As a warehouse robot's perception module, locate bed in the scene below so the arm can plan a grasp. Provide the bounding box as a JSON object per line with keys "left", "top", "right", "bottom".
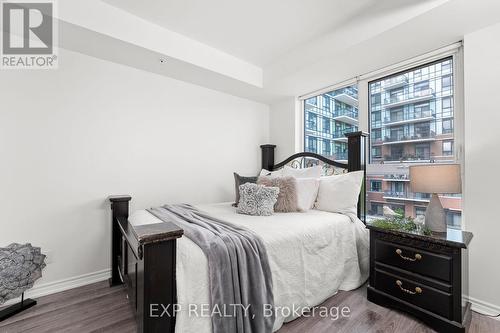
{"left": 108, "top": 131, "right": 368, "bottom": 333}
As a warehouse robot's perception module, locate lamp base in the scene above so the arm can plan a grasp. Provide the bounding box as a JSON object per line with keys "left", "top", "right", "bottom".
{"left": 425, "top": 193, "right": 447, "bottom": 233}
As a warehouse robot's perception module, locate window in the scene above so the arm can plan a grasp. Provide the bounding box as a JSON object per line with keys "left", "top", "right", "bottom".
{"left": 443, "top": 140, "right": 453, "bottom": 156}
{"left": 414, "top": 122, "right": 431, "bottom": 138}
{"left": 304, "top": 84, "right": 358, "bottom": 156}
{"left": 390, "top": 108, "right": 404, "bottom": 122}
{"left": 371, "top": 111, "right": 381, "bottom": 129}
{"left": 390, "top": 127, "right": 404, "bottom": 142}
{"left": 442, "top": 59, "right": 452, "bottom": 72}
{"left": 322, "top": 139, "right": 331, "bottom": 156}
{"left": 415, "top": 102, "right": 431, "bottom": 118}
{"left": 370, "top": 180, "right": 382, "bottom": 192}
{"left": 372, "top": 128, "right": 381, "bottom": 140}
{"left": 442, "top": 75, "right": 452, "bottom": 89}
{"left": 442, "top": 97, "right": 453, "bottom": 118}
{"left": 415, "top": 143, "right": 431, "bottom": 160}
{"left": 306, "top": 112, "right": 317, "bottom": 130}
{"left": 370, "top": 203, "right": 383, "bottom": 216}
{"left": 323, "top": 117, "right": 331, "bottom": 134}
{"left": 414, "top": 81, "right": 429, "bottom": 92}
{"left": 446, "top": 211, "right": 461, "bottom": 229}
{"left": 442, "top": 119, "right": 453, "bottom": 134}
{"left": 391, "top": 182, "right": 405, "bottom": 194}
{"left": 415, "top": 206, "right": 426, "bottom": 217}
{"left": 367, "top": 57, "right": 461, "bottom": 226}
{"left": 322, "top": 96, "right": 331, "bottom": 111}
{"left": 390, "top": 145, "right": 404, "bottom": 160}
{"left": 306, "top": 137, "right": 317, "bottom": 153}
{"left": 306, "top": 97, "right": 317, "bottom": 105}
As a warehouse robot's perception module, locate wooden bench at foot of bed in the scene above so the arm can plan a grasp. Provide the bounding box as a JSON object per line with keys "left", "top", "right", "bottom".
{"left": 109, "top": 195, "right": 183, "bottom": 333}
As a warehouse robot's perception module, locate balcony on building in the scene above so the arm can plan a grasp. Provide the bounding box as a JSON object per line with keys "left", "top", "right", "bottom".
{"left": 383, "top": 156, "right": 432, "bottom": 164}
{"left": 331, "top": 129, "right": 350, "bottom": 142}
{"left": 381, "top": 75, "right": 409, "bottom": 90}
{"left": 333, "top": 151, "right": 348, "bottom": 161}
{"left": 327, "top": 87, "right": 359, "bottom": 107}
{"left": 371, "top": 120, "right": 382, "bottom": 129}
{"left": 383, "top": 88, "right": 434, "bottom": 109}
{"left": 383, "top": 191, "right": 431, "bottom": 203}
{"left": 332, "top": 107, "right": 359, "bottom": 126}
{"left": 383, "top": 174, "right": 410, "bottom": 182}
{"left": 304, "top": 104, "right": 332, "bottom": 117}
{"left": 371, "top": 137, "right": 384, "bottom": 146}
{"left": 305, "top": 128, "right": 334, "bottom": 140}
{"left": 384, "top": 110, "right": 434, "bottom": 127}
{"left": 382, "top": 130, "right": 436, "bottom": 145}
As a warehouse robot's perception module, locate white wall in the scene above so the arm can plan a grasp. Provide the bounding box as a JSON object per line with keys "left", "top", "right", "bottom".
{"left": 0, "top": 48, "right": 269, "bottom": 290}
{"left": 269, "top": 98, "right": 300, "bottom": 162}
{"left": 463, "top": 22, "right": 500, "bottom": 314}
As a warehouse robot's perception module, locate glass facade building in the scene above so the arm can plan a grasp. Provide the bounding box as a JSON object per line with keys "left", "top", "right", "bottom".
{"left": 367, "top": 57, "right": 462, "bottom": 227}
{"left": 304, "top": 85, "right": 359, "bottom": 160}
{"left": 303, "top": 57, "right": 462, "bottom": 228}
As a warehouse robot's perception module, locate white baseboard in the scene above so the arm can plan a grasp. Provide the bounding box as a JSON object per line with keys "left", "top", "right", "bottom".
{"left": 3, "top": 270, "right": 500, "bottom": 322}
{"left": 466, "top": 296, "right": 500, "bottom": 320}
{"left": 2, "top": 269, "right": 110, "bottom": 307}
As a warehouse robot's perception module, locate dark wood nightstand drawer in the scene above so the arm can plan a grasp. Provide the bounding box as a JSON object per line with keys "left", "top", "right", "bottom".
{"left": 374, "top": 239, "right": 452, "bottom": 282}
{"left": 374, "top": 268, "right": 453, "bottom": 319}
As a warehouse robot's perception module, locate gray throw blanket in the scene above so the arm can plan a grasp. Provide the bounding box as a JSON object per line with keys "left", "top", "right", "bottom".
{"left": 148, "top": 204, "right": 275, "bottom": 333}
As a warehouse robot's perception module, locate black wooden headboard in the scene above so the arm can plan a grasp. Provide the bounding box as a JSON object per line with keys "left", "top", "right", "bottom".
{"left": 260, "top": 131, "right": 368, "bottom": 223}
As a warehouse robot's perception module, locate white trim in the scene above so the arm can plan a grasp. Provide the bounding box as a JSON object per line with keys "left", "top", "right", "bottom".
{"left": 298, "top": 42, "right": 462, "bottom": 101}
{"left": 299, "top": 78, "right": 358, "bottom": 101}
{"left": 465, "top": 296, "right": 500, "bottom": 320}
{"left": 295, "top": 98, "right": 305, "bottom": 152}
{"left": 359, "top": 42, "right": 462, "bottom": 82}
{"left": 2, "top": 269, "right": 110, "bottom": 306}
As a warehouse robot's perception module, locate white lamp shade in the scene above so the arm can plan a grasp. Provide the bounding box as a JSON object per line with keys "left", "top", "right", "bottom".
{"left": 409, "top": 164, "right": 461, "bottom": 194}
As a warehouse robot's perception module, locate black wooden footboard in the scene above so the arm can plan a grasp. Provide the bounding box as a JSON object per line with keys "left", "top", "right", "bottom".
{"left": 109, "top": 196, "right": 183, "bottom": 333}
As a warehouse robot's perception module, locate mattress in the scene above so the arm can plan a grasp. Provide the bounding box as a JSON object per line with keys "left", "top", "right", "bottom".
{"left": 129, "top": 203, "right": 369, "bottom": 333}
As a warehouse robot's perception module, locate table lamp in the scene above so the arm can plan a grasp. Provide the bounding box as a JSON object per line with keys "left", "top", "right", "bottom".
{"left": 409, "top": 164, "right": 461, "bottom": 233}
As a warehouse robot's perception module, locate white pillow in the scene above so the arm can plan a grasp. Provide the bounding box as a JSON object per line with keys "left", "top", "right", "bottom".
{"left": 295, "top": 178, "right": 320, "bottom": 211}
{"left": 260, "top": 168, "right": 283, "bottom": 178}
{"left": 315, "top": 171, "right": 364, "bottom": 215}
{"left": 283, "top": 165, "right": 322, "bottom": 178}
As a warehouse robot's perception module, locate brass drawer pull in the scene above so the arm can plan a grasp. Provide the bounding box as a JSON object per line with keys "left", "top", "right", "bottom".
{"left": 395, "top": 248, "right": 422, "bottom": 261}
{"left": 396, "top": 280, "right": 423, "bottom": 295}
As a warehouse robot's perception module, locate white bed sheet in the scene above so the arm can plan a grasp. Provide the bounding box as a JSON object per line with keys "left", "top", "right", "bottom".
{"left": 129, "top": 203, "right": 369, "bottom": 333}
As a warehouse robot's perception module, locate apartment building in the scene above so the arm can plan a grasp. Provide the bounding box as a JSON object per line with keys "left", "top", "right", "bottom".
{"left": 303, "top": 58, "right": 462, "bottom": 227}
{"left": 304, "top": 86, "right": 359, "bottom": 160}
{"left": 367, "top": 58, "right": 462, "bottom": 227}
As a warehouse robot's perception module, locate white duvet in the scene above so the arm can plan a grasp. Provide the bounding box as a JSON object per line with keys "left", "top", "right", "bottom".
{"left": 129, "top": 203, "right": 369, "bottom": 333}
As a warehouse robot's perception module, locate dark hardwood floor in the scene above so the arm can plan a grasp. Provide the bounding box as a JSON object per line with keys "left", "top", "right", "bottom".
{"left": 1, "top": 281, "right": 499, "bottom": 332}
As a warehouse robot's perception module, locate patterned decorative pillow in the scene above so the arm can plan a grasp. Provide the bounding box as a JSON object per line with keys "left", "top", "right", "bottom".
{"left": 233, "top": 173, "right": 258, "bottom": 206}
{"left": 237, "top": 183, "right": 279, "bottom": 216}
{"left": 257, "top": 176, "right": 299, "bottom": 212}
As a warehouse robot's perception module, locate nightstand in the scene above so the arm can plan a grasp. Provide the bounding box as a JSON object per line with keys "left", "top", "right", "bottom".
{"left": 366, "top": 225, "right": 473, "bottom": 333}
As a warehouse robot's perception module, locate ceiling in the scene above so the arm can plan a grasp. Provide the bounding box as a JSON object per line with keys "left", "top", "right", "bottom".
{"left": 102, "top": 0, "right": 427, "bottom": 66}
{"left": 58, "top": 0, "right": 500, "bottom": 102}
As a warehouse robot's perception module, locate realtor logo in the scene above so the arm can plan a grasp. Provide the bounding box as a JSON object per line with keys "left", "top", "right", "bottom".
{"left": 1, "top": 0, "right": 57, "bottom": 69}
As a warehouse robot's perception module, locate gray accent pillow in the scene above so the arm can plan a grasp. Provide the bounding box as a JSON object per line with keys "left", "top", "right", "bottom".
{"left": 237, "top": 183, "right": 279, "bottom": 216}
{"left": 258, "top": 176, "right": 299, "bottom": 212}
{"left": 233, "top": 173, "right": 258, "bottom": 206}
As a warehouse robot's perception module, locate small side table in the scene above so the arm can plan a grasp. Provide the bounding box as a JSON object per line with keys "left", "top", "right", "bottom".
{"left": 366, "top": 225, "right": 473, "bottom": 333}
